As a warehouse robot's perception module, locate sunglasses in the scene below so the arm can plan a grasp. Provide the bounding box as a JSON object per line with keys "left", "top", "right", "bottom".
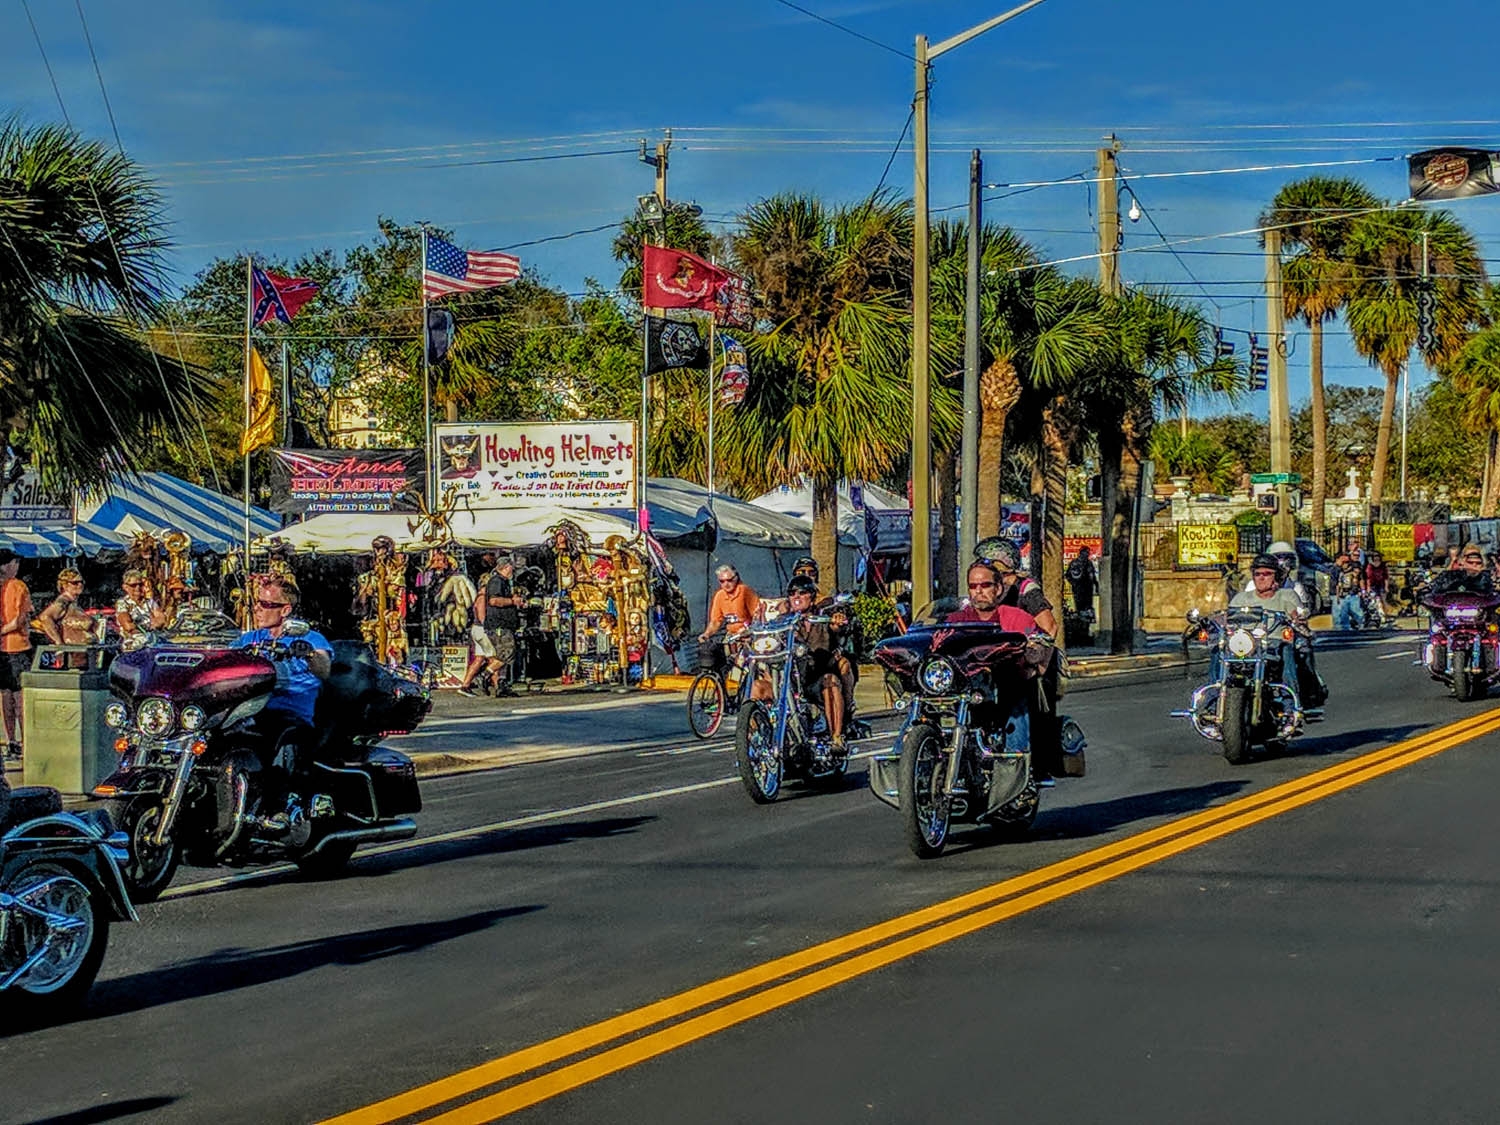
{"left": 255, "top": 599, "right": 290, "bottom": 611}
{"left": 1464, "top": 555, "right": 1484, "bottom": 563}
{"left": 967, "top": 581, "right": 996, "bottom": 590}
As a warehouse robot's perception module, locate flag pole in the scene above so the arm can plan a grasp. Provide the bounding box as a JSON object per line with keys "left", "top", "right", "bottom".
{"left": 706, "top": 314, "right": 716, "bottom": 519}
{"left": 422, "top": 227, "right": 434, "bottom": 510}
{"left": 242, "top": 256, "right": 254, "bottom": 624}
{"left": 639, "top": 238, "right": 649, "bottom": 537}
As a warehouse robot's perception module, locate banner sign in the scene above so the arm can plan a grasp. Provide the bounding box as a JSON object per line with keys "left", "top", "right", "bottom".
{"left": 1408, "top": 148, "right": 1500, "bottom": 201}
{"left": 1176, "top": 523, "right": 1238, "bottom": 567}
{"left": 1064, "top": 536, "right": 1102, "bottom": 561}
{"left": 269, "top": 449, "right": 425, "bottom": 515}
{"left": 435, "top": 421, "right": 636, "bottom": 510}
{"left": 0, "top": 472, "right": 70, "bottom": 525}
{"left": 1372, "top": 523, "right": 1416, "bottom": 563}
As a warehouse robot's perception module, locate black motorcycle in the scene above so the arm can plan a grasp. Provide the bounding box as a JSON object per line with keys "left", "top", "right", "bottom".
{"left": 1, "top": 778, "right": 135, "bottom": 1022}
{"left": 867, "top": 609, "right": 1085, "bottom": 859}
{"left": 94, "top": 611, "right": 430, "bottom": 902}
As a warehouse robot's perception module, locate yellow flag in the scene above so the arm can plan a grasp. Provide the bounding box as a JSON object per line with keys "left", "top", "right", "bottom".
{"left": 241, "top": 346, "right": 276, "bottom": 454}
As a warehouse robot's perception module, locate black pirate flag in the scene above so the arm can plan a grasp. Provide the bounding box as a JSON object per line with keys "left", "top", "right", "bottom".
{"left": 644, "top": 314, "right": 709, "bottom": 375}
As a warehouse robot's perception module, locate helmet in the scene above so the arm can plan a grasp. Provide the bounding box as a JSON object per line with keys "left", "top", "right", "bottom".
{"left": 791, "top": 555, "right": 818, "bottom": 578}
{"left": 1267, "top": 540, "right": 1296, "bottom": 559}
{"left": 786, "top": 574, "right": 818, "bottom": 599}
{"left": 975, "top": 537, "right": 1021, "bottom": 574}
{"left": 1250, "top": 553, "right": 1281, "bottom": 574}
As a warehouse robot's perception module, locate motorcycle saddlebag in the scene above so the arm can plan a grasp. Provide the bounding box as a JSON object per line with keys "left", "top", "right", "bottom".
{"left": 363, "top": 746, "right": 422, "bottom": 817}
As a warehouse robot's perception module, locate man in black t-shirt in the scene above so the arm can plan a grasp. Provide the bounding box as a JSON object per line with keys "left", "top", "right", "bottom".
{"left": 458, "top": 554, "right": 523, "bottom": 698}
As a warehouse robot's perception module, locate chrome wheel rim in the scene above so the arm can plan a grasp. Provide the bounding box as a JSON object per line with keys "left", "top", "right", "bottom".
{"left": 10, "top": 872, "right": 94, "bottom": 994}
{"left": 747, "top": 712, "right": 781, "bottom": 798}
{"left": 128, "top": 805, "right": 174, "bottom": 886}
{"left": 913, "top": 742, "right": 949, "bottom": 846}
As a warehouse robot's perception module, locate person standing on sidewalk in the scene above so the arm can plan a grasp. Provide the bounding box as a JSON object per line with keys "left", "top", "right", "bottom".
{"left": 458, "top": 554, "right": 522, "bottom": 698}
{"left": 0, "top": 550, "right": 33, "bottom": 760}
{"left": 1332, "top": 552, "right": 1365, "bottom": 631}
{"left": 1066, "top": 547, "right": 1098, "bottom": 621}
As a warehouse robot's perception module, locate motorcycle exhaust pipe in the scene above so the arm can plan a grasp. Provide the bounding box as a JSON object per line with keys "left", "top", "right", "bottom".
{"left": 304, "top": 818, "right": 417, "bottom": 856}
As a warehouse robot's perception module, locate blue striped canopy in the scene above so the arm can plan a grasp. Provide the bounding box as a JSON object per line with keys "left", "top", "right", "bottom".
{"left": 78, "top": 472, "right": 279, "bottom": 554}
{"left": 0, "top": 521, "right": 127, "bottom": 558}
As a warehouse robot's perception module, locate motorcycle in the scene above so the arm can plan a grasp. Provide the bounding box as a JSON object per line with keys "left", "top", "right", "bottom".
{"left": 1173, "top": 606, "right": 1321, "bottom": 764}
{"left": 1419, "top": 589, "right": 1500, "bottom": 701}
{"left": 866, "top": 609, "right": 1085, "bottom": 859}
{"left": 92, "top": 610, "right": 431, "bottom": 902}
{"left": 732, "top": 604, "right": 853, "bottom": 803}
{"left": 1, "top": 778, "right": 135, "bottom": 1023}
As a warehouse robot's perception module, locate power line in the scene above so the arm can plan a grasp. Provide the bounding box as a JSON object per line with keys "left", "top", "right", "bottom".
{"left": 874, "top": 104, "right": 915, "bottom": 195}
{"left": 766, "top": 0, "right": 913, "bottom": 61}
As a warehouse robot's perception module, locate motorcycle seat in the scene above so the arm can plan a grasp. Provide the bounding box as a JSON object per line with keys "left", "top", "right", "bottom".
{"left": 0, "top": 781, "right": 64, "bottom": 835}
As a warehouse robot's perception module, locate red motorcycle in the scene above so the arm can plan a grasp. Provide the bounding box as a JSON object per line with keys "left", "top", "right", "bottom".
{"left": 1421, "top": 590, "right": 1500, "bottom": 701}
{"left": 93, "top": 610, "right": 430, "bottom": 901}
{"left": 868, "top": 607, "right": 1085, "bottom": 859}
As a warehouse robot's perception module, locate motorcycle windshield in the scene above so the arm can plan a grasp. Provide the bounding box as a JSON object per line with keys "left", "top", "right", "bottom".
{"left": 1423, "top": 590, "right": 1500, "bottom": 613}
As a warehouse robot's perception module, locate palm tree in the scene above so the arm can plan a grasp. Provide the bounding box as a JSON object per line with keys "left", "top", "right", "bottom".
{"left": 1084, "top": 288, "right": 1236, "bottom": 653}
{"left": 0, "top": 118, "right": 205, "bottom": 490}
{"left": 1345, "top": 206, "right": 1487, "bottom": 509}
{"left": 720, "top": 191, "right": 940, "bottom": 581}
{"left": 1448, "top": 289, "right": 1500, "bottom": 516}
{"left": 1260, "top": 177, "right": 1380, "bottom": 529}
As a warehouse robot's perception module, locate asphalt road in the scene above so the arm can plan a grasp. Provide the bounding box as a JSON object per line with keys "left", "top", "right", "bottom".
{"left": 7, "top": 631, "right": 1497, "bottom": 1125}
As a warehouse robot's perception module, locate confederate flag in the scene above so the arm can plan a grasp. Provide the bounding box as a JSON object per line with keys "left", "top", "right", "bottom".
{"left": 252, "top": 266, "right": 320, "bottom": 326}
{"left": 642, "top": 245, "right": 750, "bottom": 326}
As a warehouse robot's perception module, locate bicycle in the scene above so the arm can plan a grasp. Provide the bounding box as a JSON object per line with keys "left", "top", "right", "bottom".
{"left": 686, "top": 631, "right": 752, "bottom": 738}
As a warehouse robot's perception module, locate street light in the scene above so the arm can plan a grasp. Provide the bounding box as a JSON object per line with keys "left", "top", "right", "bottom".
{"left": 911, "top": 0, "right": 1053, "bottom": 611}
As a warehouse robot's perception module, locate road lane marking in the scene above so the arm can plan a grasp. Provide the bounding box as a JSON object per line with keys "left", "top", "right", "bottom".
{"left": 1376, "top": 650, "right": 1417, "bottom": 660}
{"left": 319, "top": 705, "right": 1500, "bottom": 1125}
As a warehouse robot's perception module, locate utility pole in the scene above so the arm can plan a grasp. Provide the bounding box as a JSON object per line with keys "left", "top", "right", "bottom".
{"left": 638, "top": 130, "right": 672, "bottom": 536}
{"left": 911, "top": 34, "right": 934, "bottom": 610}
{"left": 1266, "top": 228, "right": 1295, "bottom": 544}
{"left": 959, "top": 149, "right": 982, "bottom": 576}
{"left": 1097, "top": 137, "right": 1121, "bottom": 297}
{"left": 1096, "top": 136, "right": 1121, "bottom": 653}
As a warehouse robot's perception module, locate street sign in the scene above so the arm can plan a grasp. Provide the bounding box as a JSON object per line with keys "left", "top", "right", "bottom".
{"left": 1250, "top": 472, "right": 1302, "bottom": 485}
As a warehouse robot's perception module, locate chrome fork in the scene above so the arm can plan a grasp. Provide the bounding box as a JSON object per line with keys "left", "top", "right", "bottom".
{"left": 152, "top": 749, "right": 198, "bottom": 847}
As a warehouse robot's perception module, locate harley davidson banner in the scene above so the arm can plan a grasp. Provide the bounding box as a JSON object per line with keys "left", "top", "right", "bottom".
{"left": 1408, "top": 148, "right": 1500, "bottom": 201}
{"left": 435, "top": 421, "right": 635, "bottom": 510}
{"left": 269, "top": 449, "right": 425, "bottom": 515}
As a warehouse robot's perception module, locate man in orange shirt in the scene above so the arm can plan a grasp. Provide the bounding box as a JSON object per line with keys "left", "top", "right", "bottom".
{"left": 698, "top": 564, "right": 759, "bottom": 677}
{"left": 0, "top": 550, "right": 33, "bottom": 760}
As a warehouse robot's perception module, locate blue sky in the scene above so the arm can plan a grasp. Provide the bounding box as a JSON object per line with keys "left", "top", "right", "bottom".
{"left": 4, "top": 0, "right": 1499, "bottom": 409}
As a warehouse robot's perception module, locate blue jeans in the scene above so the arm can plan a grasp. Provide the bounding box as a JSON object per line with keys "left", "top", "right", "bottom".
{"left": 1332, "top": 593, "right": 1363, "bottom": 631}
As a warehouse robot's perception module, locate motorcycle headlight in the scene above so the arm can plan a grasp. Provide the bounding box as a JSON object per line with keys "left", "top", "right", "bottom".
{"left": 1227, "top": 629, "right": 1256, "bottom": 658}
{"left": 751, "top": 635, "right": 781, "bottom": 655}
{"left": 180, "top": 704, "right": 207, "bottom": 731}
{"left": 103, "top": 700, "right": 130, "bottom": 730}
{"left": 919, "top": 658, "right": 956, "bottom": 694}
{"left": 136, "top": 697, "right": 175, "bottom": 737}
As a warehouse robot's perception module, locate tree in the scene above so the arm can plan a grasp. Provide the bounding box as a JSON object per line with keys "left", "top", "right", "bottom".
{"left": 0, "top": 118, "right": 207, "bottom": 491}
{"left": 1345, "top": 206, "right": 1487, "bottom": 509}
{"left": 722, "top": 191, "right": 936, "bottom": 582}
{"left": 1446, "top": 288, "right": 1500, "bottom": 514}
{"left": 1261, "top": 177, "right": 1380, "bottom": 529}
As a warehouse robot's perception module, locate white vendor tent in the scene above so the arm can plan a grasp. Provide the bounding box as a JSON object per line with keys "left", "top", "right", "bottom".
{"left": 748, "top": 479, "right": 909, "bottom": 553}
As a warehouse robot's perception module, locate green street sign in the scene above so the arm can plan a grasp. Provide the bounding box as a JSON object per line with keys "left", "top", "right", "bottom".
{"left": 1249, "top": 472, "right": 1302, "bottom": 485}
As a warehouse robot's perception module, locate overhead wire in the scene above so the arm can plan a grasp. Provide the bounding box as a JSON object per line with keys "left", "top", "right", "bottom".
{"left": 766, "top": 0, "right": 914, "bottom": 61}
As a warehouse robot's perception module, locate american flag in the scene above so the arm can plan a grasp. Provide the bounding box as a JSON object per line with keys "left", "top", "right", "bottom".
{"left": 423, "top": 234, "right": 521, "bottom": 300}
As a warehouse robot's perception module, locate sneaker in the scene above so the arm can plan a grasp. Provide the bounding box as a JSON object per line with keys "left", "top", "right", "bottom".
{"left": 4, "top": 742, "right": 20, "bottom": 761}
{"left": 496, "top": 685, "right": 518, "bottom": 698}
{"left": 456, "top": 686, "right": 478, "bottom": 698}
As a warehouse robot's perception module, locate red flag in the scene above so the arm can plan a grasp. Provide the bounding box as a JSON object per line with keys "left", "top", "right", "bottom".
{"left": 252, "top": 266, "right": 319, "bottom": 326}
{"left": 642, "top": 245, "right": 750, "bottom": 325}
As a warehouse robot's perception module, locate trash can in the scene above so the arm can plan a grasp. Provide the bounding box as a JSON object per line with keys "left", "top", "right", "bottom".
{"left": 21, "top": 645, "right": 117, "bottom": 795}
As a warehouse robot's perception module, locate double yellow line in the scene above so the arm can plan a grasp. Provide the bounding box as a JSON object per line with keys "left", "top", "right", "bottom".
{"left": 325, "top": 707, "right": 1500, "bottom": 1125}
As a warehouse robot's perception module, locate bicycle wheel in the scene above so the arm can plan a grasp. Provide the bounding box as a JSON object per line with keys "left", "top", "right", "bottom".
{"left": 687, "top": 672, "right": 727, "bottom": 738}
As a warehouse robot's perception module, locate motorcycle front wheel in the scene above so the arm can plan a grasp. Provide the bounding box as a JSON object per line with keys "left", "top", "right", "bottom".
{"left": 686, "top": 672, "right": 726, "bottom": 739}
{"left": 734, "top": 701, "right": 782, "bottom": 803}
{"left": 1454, "top": 659, "right": 1484, "bottom": 702}
{"left": 117, "top": 798, "right": 181, "bottom": 903}
{"left": 0, "top": 860, "right": 110, "bottom": 1024}
{"left": 898, "top": 722, "right": 950, "bottom": 859}
{"left": 1220, "top": 685, "right": 1253, "bottom": 765}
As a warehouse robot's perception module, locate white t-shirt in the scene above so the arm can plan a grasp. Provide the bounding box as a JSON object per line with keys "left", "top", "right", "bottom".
{"left": 1230, "top": 587, "right": 1303, "bottom": 617}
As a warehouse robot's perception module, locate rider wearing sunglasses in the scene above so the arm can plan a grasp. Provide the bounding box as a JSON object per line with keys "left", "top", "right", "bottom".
{"left": 233, "top": 574, "right": 333, "bottom": 833}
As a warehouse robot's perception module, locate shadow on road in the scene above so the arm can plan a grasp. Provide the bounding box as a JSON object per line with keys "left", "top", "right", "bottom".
{"left": 45, "top": 906, "right": 540, "bottom": 1029}
{"left": 344, "top": 814, "right": 658, "bottom": 880}
{"left": 1030, "top": 779, "right": 1253, "bottom": 841}
{"left": 20, "top": 1097, "right": 178, "bottom": 1125}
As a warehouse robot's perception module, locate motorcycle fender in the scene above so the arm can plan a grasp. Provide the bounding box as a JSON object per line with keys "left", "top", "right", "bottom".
{"left": 1, "top": 839, "right": 138, "bottom": 924}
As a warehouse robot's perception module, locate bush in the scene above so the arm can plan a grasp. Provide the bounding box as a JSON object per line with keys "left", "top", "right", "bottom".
{"left": 849, "top": 593, "right": 899, "bottom": 659}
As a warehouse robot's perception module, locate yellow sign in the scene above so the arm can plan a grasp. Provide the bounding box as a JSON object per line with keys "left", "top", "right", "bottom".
{"left": 1372, "top": 523, "right": 1416, "bottom": 562}
{"left": 1176, "top": 524, "right": 1239, "bottom": 567}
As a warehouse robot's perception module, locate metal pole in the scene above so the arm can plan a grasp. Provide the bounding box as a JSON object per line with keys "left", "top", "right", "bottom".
{"left": 242, "top": 256, "right": 253, "bottom": 615}
{"left": 421, "top": 228, "right": 434, "bottom": 509}
{"left": 1266, "top": 229, "right": 1294, "bottom": 544}
{"left": 960, "top": 149, "right": 982, "bottom": 575}
{"left": 1406, "top": 232, "right": 1429, "bottom": 505}
{"left": 281, "top": 339, "right": 292, "bottom": 446}
{"left": 911, "top": 33, "right": 932, "bottom": 611}
{"left": 706, "top": 315, "right": 716, "bottom": 515}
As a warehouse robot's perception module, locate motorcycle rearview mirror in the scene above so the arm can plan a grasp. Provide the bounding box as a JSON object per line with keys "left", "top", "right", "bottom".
{"left": 1186, "top": 608, "right": 1201, "bottom": 623}
{"left": 281, "top": 617, "right": 311, "bottom": 638}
